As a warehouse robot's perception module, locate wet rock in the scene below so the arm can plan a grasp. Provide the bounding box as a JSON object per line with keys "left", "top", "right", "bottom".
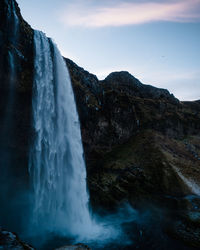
{"left": 166, "top": 195, "right": 200, "bottom": 248}
{"left": 169, "top": 219, "right": 200, "bottom": 248}
{"left": 0, "top": 229, "right": 34, "bottom": 249}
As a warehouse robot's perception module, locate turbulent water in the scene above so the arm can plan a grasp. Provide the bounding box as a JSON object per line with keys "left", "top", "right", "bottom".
{"left": 29, "top": 30, "right": 95, "bottom": 237}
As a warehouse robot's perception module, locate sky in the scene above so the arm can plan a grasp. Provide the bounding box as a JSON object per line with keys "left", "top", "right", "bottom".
{"left": 17, "top": 0, "right": 200, "bottom": 101}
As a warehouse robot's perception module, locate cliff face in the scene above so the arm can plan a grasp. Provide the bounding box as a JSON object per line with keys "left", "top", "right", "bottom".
{"left": 0, "top": 0, "right": 33, "bottom": 231}
{"left": 66, "top": 58, "right": 200, "bottom": 247}
{"left": 66, "top": 58, "right": 200, "bottom": 204}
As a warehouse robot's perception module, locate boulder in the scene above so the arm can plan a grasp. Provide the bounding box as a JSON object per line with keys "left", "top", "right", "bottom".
{"left": 0, "top": 229, "right": 34, "bottom": 249}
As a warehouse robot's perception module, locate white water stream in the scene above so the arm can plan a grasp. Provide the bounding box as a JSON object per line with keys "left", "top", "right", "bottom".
{"left": 29, "top": 30, "right": 97, "bottom": 237}
{"left": 172, "top": 166, "right": 200, "bottom": 196}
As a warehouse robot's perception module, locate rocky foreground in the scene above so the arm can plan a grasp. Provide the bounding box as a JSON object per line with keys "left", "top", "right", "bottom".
{"left": 0, "top": 229, "right": 34, "bottom": 249}
{"left": 0, "top": 229, "right": 91, "bottom": 250}
{"left": 0, "top": 0, "right": 200, "bottom": 249}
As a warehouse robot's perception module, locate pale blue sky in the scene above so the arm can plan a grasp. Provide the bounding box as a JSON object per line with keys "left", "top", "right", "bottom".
{"left": 17, "top": 0, "right": 200, "bottom": 100}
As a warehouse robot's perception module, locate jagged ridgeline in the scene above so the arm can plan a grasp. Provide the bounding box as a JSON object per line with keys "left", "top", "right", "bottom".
{"left": 1, "top": 0, "right": 200, "bottom": 249}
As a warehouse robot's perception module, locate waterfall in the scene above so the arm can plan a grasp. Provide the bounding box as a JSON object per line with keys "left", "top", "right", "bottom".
{"left": 172, "top": 166, "right": 200, "bottom": 196}
{"left": 29, "top": 30, "right": 95, "bottom": 237}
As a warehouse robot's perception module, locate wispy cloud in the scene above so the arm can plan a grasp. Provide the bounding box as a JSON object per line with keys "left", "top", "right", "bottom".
{"left": 59, "top": 0, "right": 200, "bottom": 27}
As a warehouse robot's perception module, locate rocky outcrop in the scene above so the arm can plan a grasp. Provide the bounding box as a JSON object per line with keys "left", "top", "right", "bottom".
{"left": 0, "top": 229, "right": 34, "bottom": 249}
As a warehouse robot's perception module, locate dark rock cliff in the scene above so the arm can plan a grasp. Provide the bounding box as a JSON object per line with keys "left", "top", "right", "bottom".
{"left": 66, "top": 58, "right": 200, "bottom": 247}
{"left": 0, "top": 0, "right": 34, "bottom": 231}
{"left": 66, "top": 58, "right": 200, "bottom": 205}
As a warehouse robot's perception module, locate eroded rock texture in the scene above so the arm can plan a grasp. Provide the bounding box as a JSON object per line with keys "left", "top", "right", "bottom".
{"left": 66, "top": 59, "right": 200, "bottom": 247}
{"left": 66, "top": 59, "right": 200, "bottom": 207}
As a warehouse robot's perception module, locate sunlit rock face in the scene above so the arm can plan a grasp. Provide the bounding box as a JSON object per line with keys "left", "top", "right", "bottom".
{"left": 0, "top": 0, "right": 33, "bottom": 232}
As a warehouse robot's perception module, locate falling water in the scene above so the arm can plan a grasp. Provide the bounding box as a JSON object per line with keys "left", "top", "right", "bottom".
{"left": 172, "top": 166, "right": 200, "bottom": 196}
{"left": 29, "top": 30, "right": 95, "bottom": 237}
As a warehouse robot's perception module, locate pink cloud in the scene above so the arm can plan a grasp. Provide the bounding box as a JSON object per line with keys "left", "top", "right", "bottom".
{"left": 60, "top": 0, "right": 200, "bottom": 27}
